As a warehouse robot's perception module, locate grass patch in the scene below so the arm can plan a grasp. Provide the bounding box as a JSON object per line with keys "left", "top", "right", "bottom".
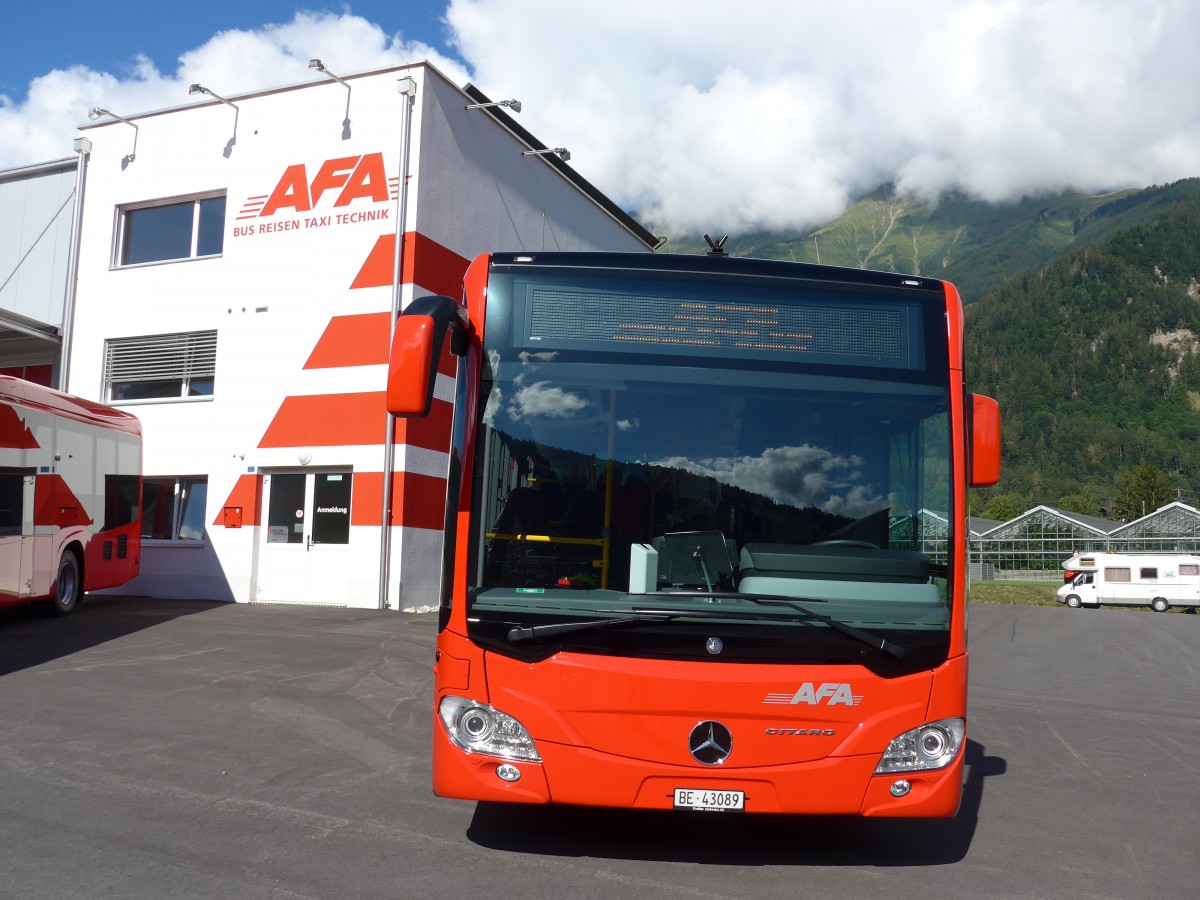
{"left": 968, "top": 580, "right": 1200, "bottom": 613}
{"left": 968, "top": 581, "right": 1060, "bottom": 607}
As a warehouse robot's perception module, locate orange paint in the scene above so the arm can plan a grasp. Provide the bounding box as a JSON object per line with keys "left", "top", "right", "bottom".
{"left": 257, "top": 392, "right": 388, "bottom": 448}
{"left": 352, "top": 470, "right": 449, "bottom": 529}
{"left": 213, "top": 473, "right": 262, "bottom": 527}
{"left": 304, "top": 313, "right": 391, "bottom": 369}
{"left": 393, "top": 397, "right": 453, "bottom": 453}
{"left": 386, "top": 315, "right": 440, "bottom": 415}
{"left": 350, "top": 231, "right": 470, "bottom": 297}
{"left": 432, "top": 649, "right": 966, "bottom": 816}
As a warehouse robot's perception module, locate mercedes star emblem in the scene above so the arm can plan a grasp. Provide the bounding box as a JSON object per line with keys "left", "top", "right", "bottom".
{"left": 688, "top": 720, "right": 733, "bottom": 765}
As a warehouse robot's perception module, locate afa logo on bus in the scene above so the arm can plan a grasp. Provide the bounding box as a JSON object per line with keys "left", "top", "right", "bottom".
{"left": 763, "top": 683, "right": 864, "bottom": 706}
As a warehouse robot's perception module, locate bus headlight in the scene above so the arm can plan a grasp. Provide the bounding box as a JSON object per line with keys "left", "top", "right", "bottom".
{"left": 438, "top": 696, "right": 541, "bottom": 762}
{"left": 874, "top": 718, "right": 965, "bottom": 773}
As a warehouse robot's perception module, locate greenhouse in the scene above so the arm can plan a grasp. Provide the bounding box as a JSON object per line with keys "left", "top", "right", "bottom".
{"left": 968, "top": 502, "right": 1200, "bottom": 580}
{"left": 1108, "top": 502, "right": 1200, "bottom": 553}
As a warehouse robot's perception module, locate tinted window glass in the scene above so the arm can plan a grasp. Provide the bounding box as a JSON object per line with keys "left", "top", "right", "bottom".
{"left": 197, "top": 196, "right": 226, "bottom": 256}
{"left": 178, "top": 479, "right": 208, "bottom": 541}
{"left": 113, "top": 380, "right": 185, "bottom": 401}
{"left": 267, "top": 474, "right": 306, "bottom": 544}
{"left": 141, "top": 478, "right": 178, "bottom": 539}
{"left": 187, "top": 376, "right": 216, "bottom": 397}
{"left": 0, "top": 468, "right": 27, "bottom": 536}
{"left": 103, "top": 474, "right": 141, "bottom": 530}
{"left": 123, "top": 203, "right": 193, "bottom": 265}
{"left": 312, "top": 473, "right": 352, "bottom": 545}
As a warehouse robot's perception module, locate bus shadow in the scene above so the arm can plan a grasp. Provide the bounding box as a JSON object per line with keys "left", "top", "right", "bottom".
{"left": 466, "top": 739, "right": 1005, "bottom": 866}
{"left": 0, "top": 594, "right": 226, "bottom": 676}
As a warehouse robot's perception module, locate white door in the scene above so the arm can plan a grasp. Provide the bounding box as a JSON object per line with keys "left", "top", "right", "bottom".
{"left": 0, "top": 472, "right": 37, "bottom": 600}
{"left": 0, "top": 471, "right": 28, "bottom": 598}
{"left": 257, "top": 470, "right": 353, "bottom": 604}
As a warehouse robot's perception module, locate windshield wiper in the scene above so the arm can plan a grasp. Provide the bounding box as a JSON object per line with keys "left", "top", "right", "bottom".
{"left": 507, "top": 612, "right": 680, "bottom": 643}
{"left": 506, "top": 595, "right": 904, "bottom": 659}
{"left": 634, "top": 591, "right": 906, "bottom": 659}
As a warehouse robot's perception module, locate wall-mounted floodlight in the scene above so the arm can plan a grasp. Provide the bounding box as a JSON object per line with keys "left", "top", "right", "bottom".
{"left": 308, "top": 59, "right": 353, "bottom": 140}
{"left": 522, "top": 147, "right": 570, "bottom": 162}
{"left": 309, "top": 58, "right": 351, "bottom": 90}
{"left": 188, "top": 84, "right": 240, "bottom": 157}
{"left": 189, "top": 83, "right": 239, "bottom": 109}
{"left": 88, "top": 107, "right": 139, "bottom": 167}
{"left": 466, "top": 98, "right": 521, "bottom": 114}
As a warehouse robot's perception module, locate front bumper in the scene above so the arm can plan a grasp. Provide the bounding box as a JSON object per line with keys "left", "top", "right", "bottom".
{"left": 432, "top": 723, "right": 965, "bottom": 817}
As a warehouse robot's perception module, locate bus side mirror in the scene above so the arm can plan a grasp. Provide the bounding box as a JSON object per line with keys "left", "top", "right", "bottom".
{"left": 968, "top": 393, "right": 1001, "bottom": 487}
{"left": 386, "top": 295, "right": 468, "bottom": 417}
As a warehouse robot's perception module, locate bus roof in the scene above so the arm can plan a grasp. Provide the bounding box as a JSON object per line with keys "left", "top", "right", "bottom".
{"left": 486, "top": 251, "right": 950, "bottom": 295}
{"left": 0, "top": 375, "right": 141, "bottom": 436}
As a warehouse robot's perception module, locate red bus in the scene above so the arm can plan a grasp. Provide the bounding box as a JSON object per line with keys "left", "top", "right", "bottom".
{"left": 0, "top": 376, "right": 142, "bottom": 616}
{"left": 388, "top": 253, "right": 1000, "bottom": 817}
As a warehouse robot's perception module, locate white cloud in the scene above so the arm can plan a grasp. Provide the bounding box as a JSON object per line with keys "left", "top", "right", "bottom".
{"left": 447, "top": 0, "right": 1200, "bottom": 232}
{"left": 0, "top": 11, "right": 468, "bottom": 168}
{"left": 654, "top": 444, "right": 886, "bottom": 518}
{"left": 5, "top": 2, "right": 1200, "bottom": 235}
{"left": 507, "top": 381, "right": 590, "bottom": 420}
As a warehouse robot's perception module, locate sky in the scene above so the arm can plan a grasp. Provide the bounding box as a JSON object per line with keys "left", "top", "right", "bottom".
{"left": 4, "top": 0, "right": 1200, "bottom": 235}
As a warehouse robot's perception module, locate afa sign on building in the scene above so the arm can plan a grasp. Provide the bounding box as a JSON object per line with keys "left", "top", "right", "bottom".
{"left": 67, "top": 63, "right": 654, "bottom": 609}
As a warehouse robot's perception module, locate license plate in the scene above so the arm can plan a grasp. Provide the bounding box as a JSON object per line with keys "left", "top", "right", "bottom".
{"left": 673, "top": 788, "right": 745, "bottom": 812}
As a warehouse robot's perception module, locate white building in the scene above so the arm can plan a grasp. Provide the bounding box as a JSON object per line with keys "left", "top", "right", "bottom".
{"left": 0, "top": 156, "right": 77, "bottom": 384}
{"left": 37, "top": 62, "right": 655, "bottom": 609}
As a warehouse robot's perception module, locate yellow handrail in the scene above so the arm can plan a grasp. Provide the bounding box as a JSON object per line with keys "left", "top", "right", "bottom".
{"left": 486, "top": 532, "right": 606, "bottom": 548}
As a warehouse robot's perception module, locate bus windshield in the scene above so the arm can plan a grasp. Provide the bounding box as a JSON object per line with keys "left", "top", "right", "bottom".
{"left": 460, "top": 262, "right": 954, "bottom": 668}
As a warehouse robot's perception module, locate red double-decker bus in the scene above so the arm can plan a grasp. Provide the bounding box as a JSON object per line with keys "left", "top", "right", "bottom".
{"left": 1, "top": 376, "right": 141, "bottom": 616}
{"left": 388, "top": 252, "right": 1000, "bottom": 816}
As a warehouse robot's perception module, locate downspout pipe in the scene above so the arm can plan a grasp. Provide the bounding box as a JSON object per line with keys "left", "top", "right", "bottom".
{"left": 379, "top": 74, "right": 417, "bottom": 611}
{"left": 60, "top": 137, "right": 92, "bottom": 392}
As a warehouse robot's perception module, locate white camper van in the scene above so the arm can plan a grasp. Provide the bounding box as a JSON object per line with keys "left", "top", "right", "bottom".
{"left": 1057, "top": 553, "right": 1200, "bottom": 612}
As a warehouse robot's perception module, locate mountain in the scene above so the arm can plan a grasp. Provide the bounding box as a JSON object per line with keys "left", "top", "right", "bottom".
{"left": 655, "top": 178, "right": 1200, "bottom": 512}
{"left": 657, "top": 180, "right": 1200, "bottom": 302}
{"left": 963, "top": 183, "right": 1200, "bottom": 510}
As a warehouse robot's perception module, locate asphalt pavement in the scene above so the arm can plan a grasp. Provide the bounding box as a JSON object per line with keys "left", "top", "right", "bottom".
{"left": 1, "top": 594, "right": 1198, "bottom": 899}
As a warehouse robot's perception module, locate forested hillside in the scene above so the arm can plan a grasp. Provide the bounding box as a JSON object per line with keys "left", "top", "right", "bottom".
{"left": 659, "top": 180, "right": 1199, "bottom": 302}
{"left": 964, "top": 184, "right": 1200, "bottom": 512}
{"left": 658, "top": 178, "right": 1200, "bottom": 514}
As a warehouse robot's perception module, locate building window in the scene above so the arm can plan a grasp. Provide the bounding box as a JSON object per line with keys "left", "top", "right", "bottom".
{"left": 103, "top": 330, "right": 217, "bottom": 403}
{"left": 119, "top": 194, "right": 226, "bottom": 266}
{"left": 142, "top": 476, "right": 208, "bottom": 541}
